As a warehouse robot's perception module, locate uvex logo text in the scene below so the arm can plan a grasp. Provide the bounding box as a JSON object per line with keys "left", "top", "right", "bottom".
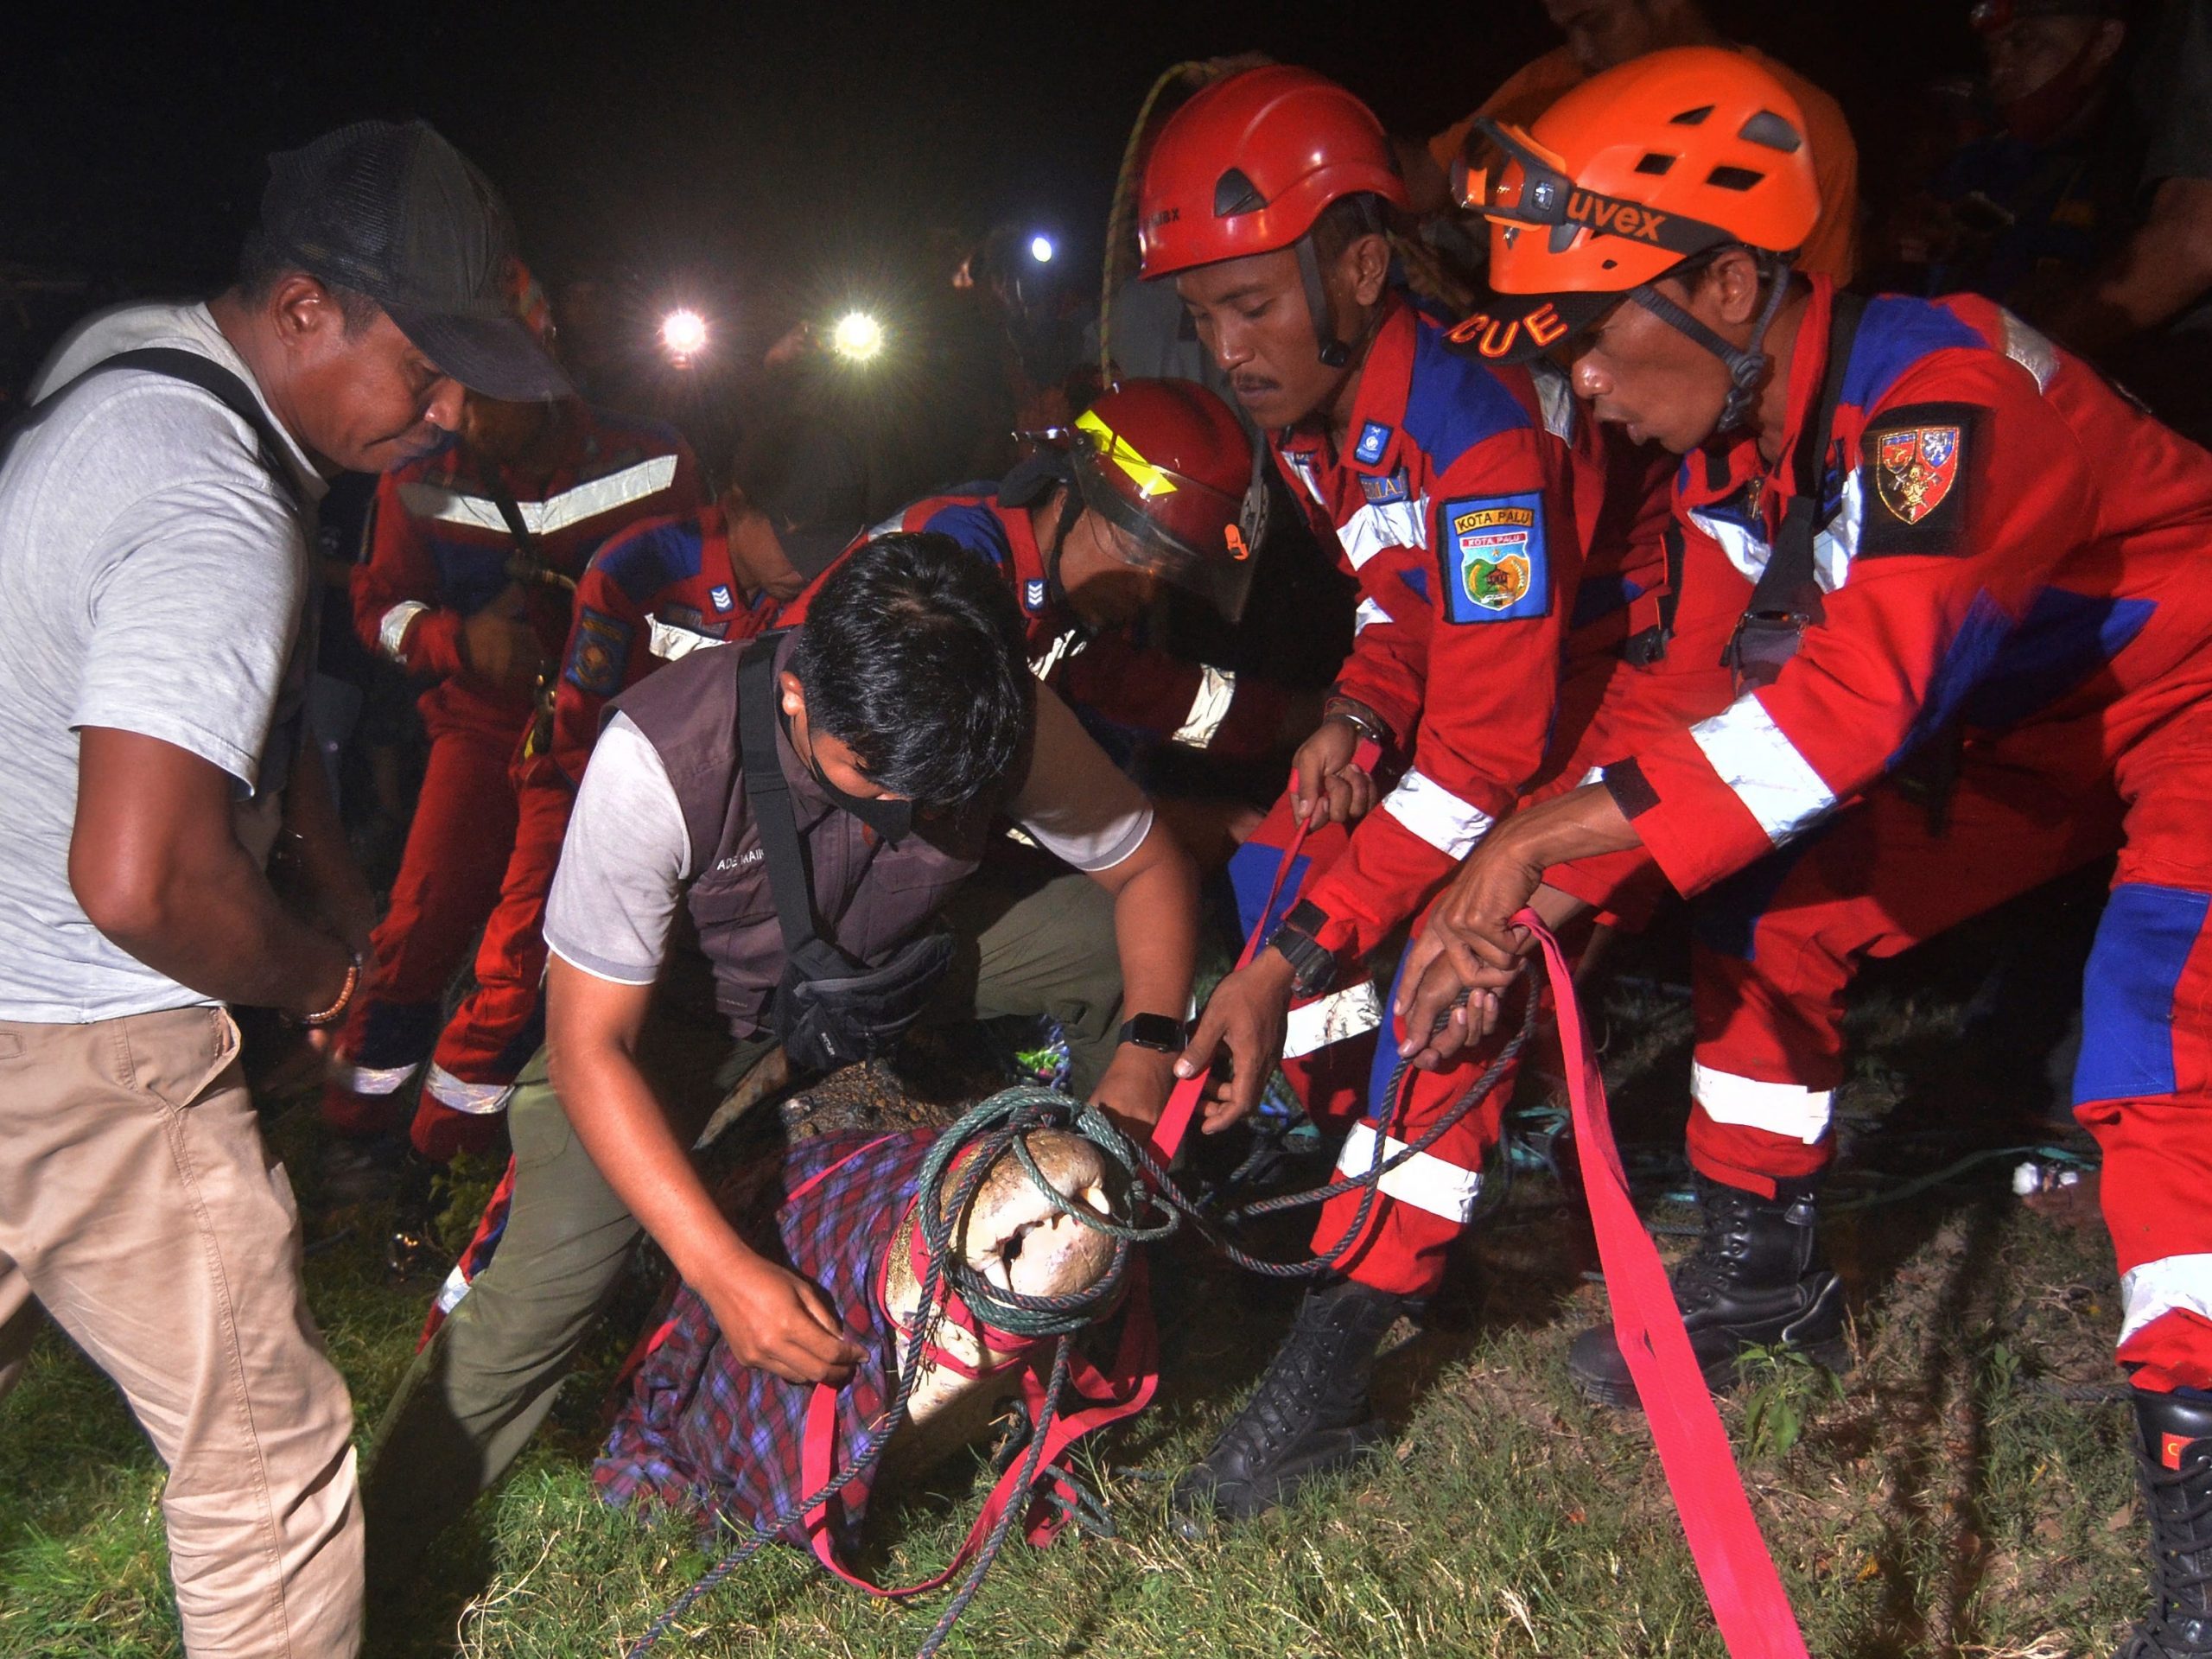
{"left": 1567, "top": 192, "right": 1670, "bottom": 243}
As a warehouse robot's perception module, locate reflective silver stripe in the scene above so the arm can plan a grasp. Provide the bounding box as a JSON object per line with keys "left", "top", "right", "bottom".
{"left": 1171, "top": 664, "right": 1237, "bottom": 747}
{"left": 2119, "top": 1253, "right": 2212, "bottom": 1345}
{"left": 1284, "top": 450, "right": 1328, "bottom": 506}
{"left": 378, "top": 601, "right": 430, "bottom": 664}
{"left": 431, "top": 1261, "right": 474, "bottom": 1317}
{"left": 645, "top": 614, "right": 726, "bottom": 662}
{"left": 1999, "top": 308, "right": 2059, "bottom": 394}
{"left": 1687, "top": 696, "right": 1836, "bottom": 844}
{"left": 1382, "top": 769, "right": 1495, "bottom": 858}
{"left": 1336, "top": 1121, "right": 1483, "bottom": 1224}
{"left": 1529, "top": 357, "right": 1578, "bottom": 444}
{"left": 334, "top": 1059, "right": 418, "bottom": 1096}
{"left": 1338, "top": 493, "right": 1429, "bottom": 569}
{"left": 1692, "top": 1062, "right": 1832, "bottom": 1143}
{"left": 1810, "top": 467, "right": 1862, "bottom": 593}
{"left": 1694, "top": 476, "right": 1858, "bottom": 594}
{"left": 1353, "top": 596, "right": 1390, "bottom": 635}
{"left": 1030, "top": 628, "right": 1085, "bottom": 682}
{"left": 397, "top": 454, "right": 681, "bottom": 537}
{"left": 423, "top": 1063, "right": 515, "bottom": 1116}
{"left": 1688, "top": 504, "right": 1771, "bottom": 587}
{"left": 1281, "top": 981, "right": 1383, "bottom": 1059}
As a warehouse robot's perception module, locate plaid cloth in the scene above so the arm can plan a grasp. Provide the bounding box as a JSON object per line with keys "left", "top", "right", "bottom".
{"left": 594, "top": 1128, "right": 938, "bottom": 1544}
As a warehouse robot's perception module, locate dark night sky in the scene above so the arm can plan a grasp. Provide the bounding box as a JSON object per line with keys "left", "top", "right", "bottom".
{"left": 1, "top": 1, "right": 1974, "bottom": 365}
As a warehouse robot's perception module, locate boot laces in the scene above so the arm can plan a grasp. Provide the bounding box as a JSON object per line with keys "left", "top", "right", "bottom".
{"left": 1671, "top": 1191, "right": 1759, "bottom": 1312}
{"left": 1215, "top": 1299, "right": 1370, "bottom": 1465}
{"left": 2136, "top": 1440, "right": 2212, "bottom": 1653}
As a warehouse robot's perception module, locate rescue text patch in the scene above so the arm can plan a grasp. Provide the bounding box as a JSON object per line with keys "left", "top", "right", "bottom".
{"left": 1438, "top": 493, "right": 1549, "bottom": 624}
{"left": 565, "top": 608, "right": 632, "bottom": 696}
{"left": 1860, "top": 400, "right": 1980, "bottom": 557}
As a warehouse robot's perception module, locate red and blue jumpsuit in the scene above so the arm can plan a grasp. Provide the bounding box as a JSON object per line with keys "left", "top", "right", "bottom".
{"left": 412, "top": 501, "right": 779, "bottom": 1154}
{"left": 1219, "top": 294, "right": 1667, "bottom": 1297}
{"left": 1581, "top": 276, "right": 2212, "bottom": 1395}
{"left": 325, "top": 408, "right": 702, "bottom": 1158}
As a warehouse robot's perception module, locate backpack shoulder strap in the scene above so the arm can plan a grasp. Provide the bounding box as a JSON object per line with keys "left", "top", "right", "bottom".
{"left": 1743, "top": 290, "right": 1867, "bottom": 626}
{"left": 737, "top": 632, "right": 848, "bottom": 970}
{"left": 92, "top": 346, "right": 308, "bottom": 512}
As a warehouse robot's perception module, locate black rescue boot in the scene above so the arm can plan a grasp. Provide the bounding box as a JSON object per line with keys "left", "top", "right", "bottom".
{"left": 2118, "top": 1388, "right": 2212, "bottom": 1658}
{"left": 1568, "top": 1176, "right": 1847, "bottom": 1407}
{"left": 1171, "top": 1278, "right": 1406, "bottom": 1535}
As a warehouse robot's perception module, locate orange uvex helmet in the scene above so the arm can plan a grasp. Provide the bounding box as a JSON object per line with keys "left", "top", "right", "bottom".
{"left": 1446, "top": 47, "right": 1819, "bottom": 365}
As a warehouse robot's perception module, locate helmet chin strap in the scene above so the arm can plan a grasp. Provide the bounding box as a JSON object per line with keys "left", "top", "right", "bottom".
{"left": 1295, "top": 234, "right": 1351, "bottom": 368}
{"left": 1627, "top": 251, "right": 1791, "bottom": 435}
{"left": 1040, "top": 481, "right": 1087, "bottom": 615}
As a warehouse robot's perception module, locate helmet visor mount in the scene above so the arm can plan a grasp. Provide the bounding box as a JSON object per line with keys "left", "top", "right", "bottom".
{"left": 1043, "top": 412, "right": 1255, "bottom": 620}
{"left": 1455, "top": 118, "right": 1738, "bottom": 266}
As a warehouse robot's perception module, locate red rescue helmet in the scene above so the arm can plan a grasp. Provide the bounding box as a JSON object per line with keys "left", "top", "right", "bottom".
{"left": 1065, "top": 378, "right": 1257, "bottom": 620}
{"left": 1136, "top": 66, "right": 1407, "bottom": 367}
{"left": 1137, "top": 66, "right": 1407, "bottom": 278}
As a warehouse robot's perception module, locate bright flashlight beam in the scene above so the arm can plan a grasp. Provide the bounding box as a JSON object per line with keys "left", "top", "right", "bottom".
{"left": 659, "top": 308, "right": 708, "bottom": 362}
{"left": 830, "top": 311, "right": 885, "bottom": 362}
{"left": 1029, "top": 234, "right": 1055, "bottom": 264}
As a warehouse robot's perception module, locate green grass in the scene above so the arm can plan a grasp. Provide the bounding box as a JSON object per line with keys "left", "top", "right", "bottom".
{"left": 0, "top": 962, "right": 2145, "bottom": 1658}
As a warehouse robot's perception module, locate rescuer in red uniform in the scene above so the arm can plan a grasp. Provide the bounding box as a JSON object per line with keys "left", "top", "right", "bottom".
{"left": 1134, "top": 66, "right": 1680, "bottom": 1526}
{"left": 324, "top": 274, "right": 703, "bottom": 1169}
{"left": 1394, "top": 48, "right": 2212, "bottom": 1657}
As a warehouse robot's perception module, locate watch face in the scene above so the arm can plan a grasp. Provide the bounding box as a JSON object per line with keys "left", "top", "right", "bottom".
{"left": 1122, "top": 1014, "right": 1185, "bottom": 1052}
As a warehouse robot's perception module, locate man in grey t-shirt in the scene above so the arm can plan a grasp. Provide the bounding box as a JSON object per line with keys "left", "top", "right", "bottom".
{"left": 0, "top": 121, "right": 565, "bottom": 1658}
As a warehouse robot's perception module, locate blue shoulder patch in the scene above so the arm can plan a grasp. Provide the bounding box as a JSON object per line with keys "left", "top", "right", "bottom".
{"left": 1438, "top": 492, "right": 1549, "bottom": 624}
{"left": 564, "top": 607, "right": 632, "bottom": 697}
{"left": 1401, "top": 319, "right": 1535, "bottom": 472}
{"left": 1839, "top": 297, "right": 1988, "bottom": 416}
{"left": 593, "top": 515, "right": 702, "bottom": 607}
{"left": 920, "top": 499, "right": 1014, "bottom": 571}
{"left": 1354, "top": 421, "right": 1392, "bottom": 464}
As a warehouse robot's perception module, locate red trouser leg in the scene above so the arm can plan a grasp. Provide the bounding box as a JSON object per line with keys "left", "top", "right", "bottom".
{"left": 1685, "top": 732, "right": 2124, "bottom": 1198}
{"left": 1227, "top": 798, "right": 1375, "bottom": 1128}
{"left": 321, "top": 721, "right": 522, "bottom": 1147}
{"left": 2079, "top": 702, "right": 2212, "bottom": 1393}
{"left": 417, "top": 761, "right": 575, "bottom": 1158}
{"left": 1308, "top": 904, "right": 1558, "bottom": 1299}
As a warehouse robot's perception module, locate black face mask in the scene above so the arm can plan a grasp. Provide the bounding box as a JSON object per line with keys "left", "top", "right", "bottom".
{"left": 781, "top": 706, "right": 914, "bottom": 844}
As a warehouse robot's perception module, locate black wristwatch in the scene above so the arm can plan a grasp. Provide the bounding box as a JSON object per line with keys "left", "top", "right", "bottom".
{"left": 1265, "top": 899, "right": 1338, "bottom": 1000}
{"left": 1118, "top": 1013, "right": 1187, "bottom": 1053}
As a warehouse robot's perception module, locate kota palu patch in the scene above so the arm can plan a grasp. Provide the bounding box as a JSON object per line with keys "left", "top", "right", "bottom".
{"left": 564, "top": 607, "right": 633, "bottom": 696}
{"left": 1439, "top": 492, "right": 1550, "bottom": 624}
{"left": 1861, "top": 401, "right": 1980, "bottom": 556}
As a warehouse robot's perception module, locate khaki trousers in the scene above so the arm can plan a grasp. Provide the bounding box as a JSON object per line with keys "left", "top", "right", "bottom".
{"left": 0, "top": 1006, "right": 362, "bottom": 1658}
{"left": 362, "top": 861, "right": 1123, "bottom": 1589}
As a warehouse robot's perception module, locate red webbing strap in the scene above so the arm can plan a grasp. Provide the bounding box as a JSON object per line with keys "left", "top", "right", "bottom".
{"left": 1149, "top": 741, "right": 1380, "bottom": 1164}
{"left": 1523, "top": 910, "right": 1809, "bottom": 1657}
{"left": 798, "top": 1255, "right": 1158, "bottom": 1595}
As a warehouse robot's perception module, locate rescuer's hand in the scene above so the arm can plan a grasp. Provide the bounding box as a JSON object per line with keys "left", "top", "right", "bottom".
{"left": 459, "top": 582, "right": 546, "bottom": 694}
{"left": 702, "top": 1248, "right": 864, "bottom": 1387}
{"left": 1290, "top": 715, "right": 1376, "bottom": 827}
{"left": 1392, "top": 906, "right": 1525, "bottom": 1070}
{"left": 1090, "top": 1043, "right": 1178, "bottom": 1135}
{"left": 1176, "top": 948, "right": 1294, "bottom": 1132}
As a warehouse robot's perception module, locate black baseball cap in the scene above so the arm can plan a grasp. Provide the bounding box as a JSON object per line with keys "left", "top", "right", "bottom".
{"left": 256, "top": 119, "right": 571, "bottom": 401}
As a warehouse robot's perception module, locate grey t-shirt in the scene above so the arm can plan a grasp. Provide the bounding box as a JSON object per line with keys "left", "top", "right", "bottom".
{"left": 545, "top": 690, "right": 1154, "bottom": 986}
{"left": 0, "top": 301, "right": 326, "bottom": 1022}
